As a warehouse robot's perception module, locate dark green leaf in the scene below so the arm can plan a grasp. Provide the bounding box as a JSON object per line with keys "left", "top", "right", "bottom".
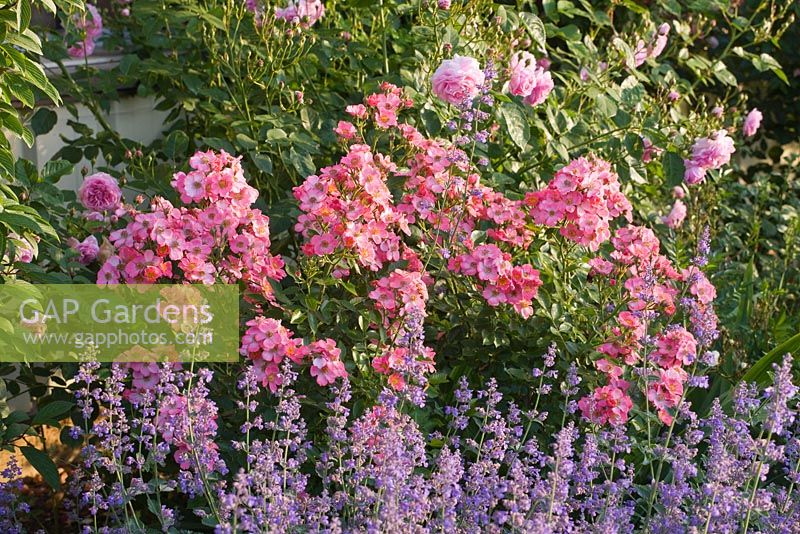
{"left": 20, "top": 446, "right": 60, "bottom": 490}
{"left": 662, "top": 151, "right": 685, "bottom": 187}
{"left": 287, "top": 148, "right": 315, "bottom": 177}
{"left": 163, "top": 130, "right": 189, "bottom": 160}
{"left": 32, "top": 401, "right": 74, "bottom": 425}
{"left": 30, "top": 108, "right": 57, "bottom": 136}
{"left": 740, "top": 332, "right": 800, "bottom": 386}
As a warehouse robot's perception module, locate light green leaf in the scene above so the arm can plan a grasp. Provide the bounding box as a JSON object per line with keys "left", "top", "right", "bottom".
{"left": 712, "top": 61, "right": 737, "bottom": 86}
{"left": 16, "top": 0, "right": 31, "bottom": 32}
{"left": 518, "top": 12, "right": 547, "bottom": 53}
{"left": 499, "top": 103, "right": 529, "bottom": 150}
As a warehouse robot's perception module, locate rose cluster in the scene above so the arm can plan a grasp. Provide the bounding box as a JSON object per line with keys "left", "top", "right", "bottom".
{"left": 247, "top": 0, "right": 325, "bottom": 27}
{"left": 582, "top": 225, "right": 719, "bottom": 426}
{"left": 526, "top": 156, "right": 633, "bottom": 251}
{"left": 239, "top": 317, "right": 347, "bottom": 390}
{"left": 448, "top": 244, "right": 542, "bottom": 318}
{"left": 96, "top": 150, "right": 285, "bottom": 301}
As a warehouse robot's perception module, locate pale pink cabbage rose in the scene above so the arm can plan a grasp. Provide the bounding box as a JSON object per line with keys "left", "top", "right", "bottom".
{"left": 633, "top": 39, "right": 649, "bottom": 67}
{"left": 650, "top": 23, "right": 670, "bottom": 59}
{"left": 683, "top": 130, "right": 735, "bottom": 185}
{"left": 661, "top": 199, "right": 687, "bottom": 229}
{"left": 690, "top": 130, "right": 735, "bottom": 170}
{"left": 508, "top": 51, "right": 553, "bottom": 106}
{"left": 634, "top": 23, "right": 670, "bottom": 67}
{"left": 742, "top": 108, "right": 762, "bottom": 137}
{"left": 275, "top": 0, "right": 325, "bottom": 28}
{"left": 509, "top": 51, "right": 538, "bottom": 96}
{"left": 431, "top": 55, "right": 485, "bottom": 105}
{"left": 642, "top": 138, "right": 662, "bottom": 163}
{"left": 683, "top": 161, "right": 706, "bottom": 185}
{"left": 523, "top": 70, "right": 553, "bottom": 106}
{"left": 68, "top": 4, "right": 102, "bottom": 58}
{"left": 79, "top": 172, "right": 122, "bottom": 211}
{"left": 83, "top": 4, "right": 103, "bottom": 39}
{"left": 8, "top": 233, "right": 36, "bottom": 263}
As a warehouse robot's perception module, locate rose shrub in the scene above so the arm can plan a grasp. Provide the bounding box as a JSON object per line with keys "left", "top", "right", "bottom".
{"left": 0, "top": 0, "right": 798, "bottom": 532}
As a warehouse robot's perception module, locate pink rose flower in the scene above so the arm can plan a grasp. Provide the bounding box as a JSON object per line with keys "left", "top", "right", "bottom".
{"left": 642, "top": 137, "right": 662, "bottom": 163}
{"left": 83, "top": 4, "right": 103, "bottom": 40}
{"left": 68, "top": 39, "right": 95, "bottom": 59}
{"left": 345, "top": 104, "right": 367, "bottom": 118}
{"left": 742, "top": 108, "right": 762, "bottom": 137}
{"left": 509, "top": 51, "right": 554, "bottom": 106}
{"left": 634, "top": 23, "right": 670, "bottom": 67}
{"left": 633, "top": 39, "right": 649, "bottom": 67}
{"left": 661, "top": 199, "right": 686, "bottom": 229}
{"left": 522, "top": 68, "right": 554, "bottom": 107}
{"left": 683, "top": 161, "right": 706, "bottom": 185}
{"left": 79, "top": 172, "right": 122, "bottom": 211}
{"left": 68, "top": 4, "right": 102, "bottom": 59}
{"left": 69, "top": 235, "right": 100, "bottom": 264}
{"left": 334, "top": 120, "right": 357, "bottom": 140}
{"left": 509, "top": 51, "right": 538, "bottom": 96}
{"left": 8, "top": 233, "right": 36, "bottom": 263}
{"left": 683, "top": 130, "right": 735, "bottom": 185}
{"left": 431, "top": 55, "right": 485, "bottom": 105}
{"left": 649, "top": 23, "right": 670, "bottom": 59}
{"left": 275, "top": 0, "right": 324, "bottom": 28}
{"left": 690, "top": 130, "right": 736, "bottom": 170}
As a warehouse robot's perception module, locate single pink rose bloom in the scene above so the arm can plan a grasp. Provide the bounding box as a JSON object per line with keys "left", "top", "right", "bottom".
{"left": 431, "top": 55, "right": 485, "bottom": 105}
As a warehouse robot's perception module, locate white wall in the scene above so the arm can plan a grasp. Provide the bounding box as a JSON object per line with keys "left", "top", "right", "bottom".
{"left": 12, "top": 95, "right": 170, "bottom": 190}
